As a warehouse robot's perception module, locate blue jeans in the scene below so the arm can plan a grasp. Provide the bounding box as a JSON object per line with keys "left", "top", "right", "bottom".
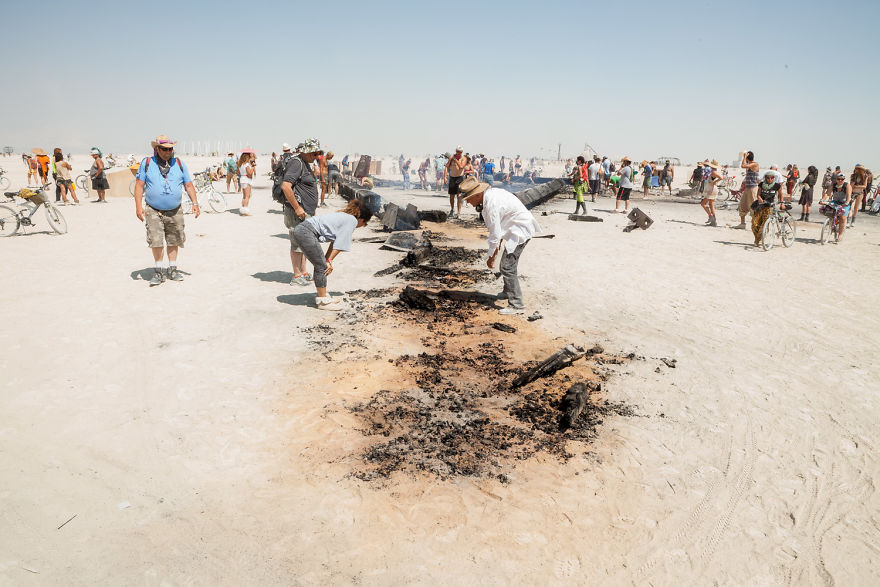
{"left": 482, "top": 173, "right": 495, "bottom": 186}
{"left": 403, "top": 173, "right": 410, "bottom": 190}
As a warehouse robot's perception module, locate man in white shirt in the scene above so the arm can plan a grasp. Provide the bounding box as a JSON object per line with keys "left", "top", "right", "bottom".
{"left": 588, "top": 156, "right": 603, "bottom": 201}
{"left": 458, "top": 176, "right": 541, "bottom": 315}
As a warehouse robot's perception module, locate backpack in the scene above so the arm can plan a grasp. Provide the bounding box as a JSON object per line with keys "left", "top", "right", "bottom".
{"left": 271, "top": 153, "right": 300, "bottom": 205}
{"left": 609, "top": 162, "right": 616, "bottom": 172}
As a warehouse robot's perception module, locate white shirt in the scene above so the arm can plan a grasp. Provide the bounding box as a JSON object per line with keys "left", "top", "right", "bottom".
{"left": 588, "top": 162, "right": 601, "bottom": 180}
{"left": 481, "top": 187, "right": 541, "bottom": 257}
{"left": 619, "top": 165, "right": 633, "bottom": 189}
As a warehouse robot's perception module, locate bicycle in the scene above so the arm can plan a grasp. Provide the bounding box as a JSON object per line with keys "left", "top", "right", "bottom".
{"left": 0, "top": 166, "right": 9, "bottom": 191}
{"left": 75, "top": 170, "right": 91, "bottom": 198}
{"left": 819, "top": 201, "right": 848, "bottom": 244}
{"left": 182, "top": 171, "right": 226, "bottom": 214}
{"left": 0, "top": 187, "right": 67, "bottom": 236}
{"left": 759, "top": 202, "right": 796, "bottom": 251}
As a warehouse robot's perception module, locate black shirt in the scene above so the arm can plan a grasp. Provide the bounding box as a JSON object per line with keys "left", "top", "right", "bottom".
{"left": 758, "top": 181, "right": 781, "bottom": 203}
{"left": 281, "top": 155, "right": 318, "bottom": 215}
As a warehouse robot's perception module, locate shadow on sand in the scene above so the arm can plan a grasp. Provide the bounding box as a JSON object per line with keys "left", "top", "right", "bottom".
{"left": 130, "top": 267, "right": 192, "bottom": 280}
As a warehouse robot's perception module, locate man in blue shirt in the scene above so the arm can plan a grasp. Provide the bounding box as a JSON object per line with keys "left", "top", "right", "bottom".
{"left": 482, "top": 158, "right": 496, "bottom": 186}
{"left": 134, "top": 134, "right": 199, "bottom": 286}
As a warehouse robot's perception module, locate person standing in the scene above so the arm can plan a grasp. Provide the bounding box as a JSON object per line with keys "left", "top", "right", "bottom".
{"left": 514, "top": 155, "right": 522, "bottom": 178}
{"left": 615, "top": 157, "right": 633, "bottom": 213}
{"left": 418, "top": 157, "right": 429, "bottom": 190}
{"left": 601, "top": 156, "right": 612, "bottom": 190}
{"left": 482, "top": 157, "right": 496, "bottom": 187}
{"left": 798, "top": 165, "right": 818, "bottom": 222}
{"left": 444, "top": 146, "right": 467, "bottom": 217}
{"left": 237, "top": 152, "right": 254, "bottom": 215}
{"left": 25, "top": 154, "right": 39, "bottom": 185}
{"left": 281, "top": 138, "right": 323, "bottom": 286}
{"left": 326, "top": 152, "right": 342, "bottom": 195}
{"left": 736, "top": 150, "right": 760, "bottom": 229}
{"left": 458, "top": 176, "right": 541, "bottom": 315}
{"left": 317, "top": 150, "right": 330, "bottom": 207}
{"left": 133, "top": 134, "right": 199, "bottom": 286}
{"left": 700, "top": 160, "right": 721, "bottom": 226}
{"left": 434, "top": 153, "right": 446, "bottom": 192}
{"left": 659, "top": 160, "right": 674, "bottom": 195}
{"left": 641, "top": 160, "right": 653, "bottom": 197}
{"left": 89, "top": 148, "right": 110, "bottom": 203}
{"left": 224, "top": 151, "right": 238, "bottom": 193}
{"left": 864, "top": 168, "right": 873, "bottom": 211}
{"left": 54, "top": 152, "right": 78, "bottom": 204}
{"left": 401, "top": 158, "right": 412, "bottom": 190}
{"left": 828, "top": 174, "right": 852, "bottom": 241}
{"left": 34, "top": 149, "right": 50, "bottom": 186}
{"left": 849, "top": 164, "right": 867, "bottom": 226}
{"left": 588, "top": 156, "right": 602, "bottom": 201}
{"left": 291, "top": 199, "right": 374, "bottom": 311}
{"left": 571, "top": 155, "right": 588, "bottom": 215}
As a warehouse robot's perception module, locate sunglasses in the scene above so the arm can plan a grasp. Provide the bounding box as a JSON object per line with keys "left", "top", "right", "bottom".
{"left": 158, "top": 146, "right": 173, "bottom": 152}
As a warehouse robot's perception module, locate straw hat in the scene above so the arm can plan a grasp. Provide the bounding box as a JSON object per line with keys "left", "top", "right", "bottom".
{"left": 150, "top": 134, "right": 177, "bottom": 149}
{"left": 31, "top": 147, "right": 47, "bottom": 156}
{"left": 281, "top": 143, "right": 291, "bottom": 151}
{"left": 640, "top": 160, "right": 648, "bottom": 167}
{"left": 708, "top": 159, "right": 719, "bottom": 169}
{"left": 241, "top": 147, "right": 256, "bottom": 154}
{"left": 458, "top": 176, "right": 490, "bottom": 201}
{"left": 621, "top": 155, "right": 631, "bottom": 163}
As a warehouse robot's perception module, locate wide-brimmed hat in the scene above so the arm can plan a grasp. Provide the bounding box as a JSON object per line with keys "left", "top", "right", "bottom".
{"left": 855, "top": 163, "right": 865, "bottom": 170}
{"left": 151, "top": 134, "right": 177, "bottom": 149}
{"left": 241, "top": 147, "right": 255, "bottom": 154}
{"left": 708, "top": 159, "right": 719, "bottom": 169}
{"left": 31, "top": 147, "right": 47, "bottom": 156}
{"left": 299, "top": 138, "right": 323, "bottom": 154}
{"left": 281, "top": 143, "right": 291, "bottom": 151}
{"left": 458, "top": 176, "right": 490, "bottom": 201}
{"left": 621, "top": 155, "right": 631, "bottom": 163}
{"left": 640, "top": 160, "right": 648, "bottom": 167}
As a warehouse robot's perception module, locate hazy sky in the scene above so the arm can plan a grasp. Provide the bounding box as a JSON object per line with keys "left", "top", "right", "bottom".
{"left": 2, "top": 0, "right": 878, "bottom": 168}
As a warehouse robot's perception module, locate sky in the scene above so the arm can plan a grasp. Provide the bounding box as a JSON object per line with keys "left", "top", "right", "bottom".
{"left": 2, "top": 0, "right": 878, "bottom": 169}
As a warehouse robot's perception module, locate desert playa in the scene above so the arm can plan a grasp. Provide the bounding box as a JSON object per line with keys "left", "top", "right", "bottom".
{"left": 1, "top": 157, "right": 878, "bottom": 585}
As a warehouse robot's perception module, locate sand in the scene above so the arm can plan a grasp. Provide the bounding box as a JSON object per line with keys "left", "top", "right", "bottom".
{"left": 1, "top": 158, "right": 878, "bottom": 585}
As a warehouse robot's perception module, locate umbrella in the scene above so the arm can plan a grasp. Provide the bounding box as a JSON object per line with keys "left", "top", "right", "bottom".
{"left": 240, "top": 147, "right": 255, "bottom": 154}
{"left": 31, "top": 147, "right": 47, "bottom": 156}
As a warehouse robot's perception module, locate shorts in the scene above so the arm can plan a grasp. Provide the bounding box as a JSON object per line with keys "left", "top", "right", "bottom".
{"left": 739, "top": 186, "right": 758, "bottom": 215}
{"left": 482, "top": 173, "right": 495, "bottom": 186}
{"left": 643, "top": 175, "right": 652, "bottom": 188}
{"left": 436, "top": 170, "right": 444, "bottom": 180}
{"left": 661, "top": 175, "right": 672, "bottom": 187}
{"left": 589, "top": 179, "right": 600, "bottom": 194}
{"left": 145, "top": 204, "right": 185, "bottom": 247}
{"left": 448, "top": 175, "right": 464, "bottom": 195}
{"left": 57, "top": 178, "right": 73, "bottom": 187}
{"left": 328, "top": 170, "right": 342, "bottom": 184}
{"left": 92, "top": 175, "right": 110, "bottom": 190}
{"left": 283, "top": 205, "right": 311, "bottom": 252}
{"left": 617, "top": 187, "right": 632, "bottom": 201}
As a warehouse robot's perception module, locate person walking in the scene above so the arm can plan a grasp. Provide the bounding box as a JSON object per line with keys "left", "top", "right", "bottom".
{"left": 700, "top": 160, "right": 721, "bottom": 226}
{"left": 291, "top": 199, "right": 373, "bottom": 311}
{"left": 615, "top": 157, "right": 634, "bottom": 213}
{"left": 864, "top": 168, "right": 873, "bottom": 211}
{"left": 482, "top": 158, "right": 496, "bottom": 187}
{"left": 280, "top": 138, "right": 323, "bottom": 286}
{"left": 418, "top": 157, "right": 429, "bottom": 190}
{"left": 659, "top": 160, "right": 674, "bottom": 196}
{"left": 25, "top": 154, "right": 39, "bottom": 185}
{"left": 736, "top": 150, "right": 760, "bottom": 229}
{"left": 89, "top": 148, "right": 110, "bottom": 203}
{"left": 588, "top": 156, "right": 602, "bottom": 201}
{"left": 133, "top": 134, "right": 199, "bottom": 286}
{"left": 828, "top": 173, "right": 852, "bottom": 241}
{"left": 798, "top": 165, "right": 818, "bottom": 222}
{"left": 237, "top": 151, "right": 254, "bottom": 215}
{"left": 444, "top": 146, "right": 467, "bottom": 217}
{"left": 54, "top": 152, "right": 78, "bottom": 204}
{"left": 571, "top": 155, "right": 589, "bottom": 215}
{"left": 458, "top": 176, "right": 541, "bottom": 315}
{"left": 849, "top": 164, "right": 867, "bottom": 226}
{"left": 224, "top": 151, "right": 238, "bottom": 193}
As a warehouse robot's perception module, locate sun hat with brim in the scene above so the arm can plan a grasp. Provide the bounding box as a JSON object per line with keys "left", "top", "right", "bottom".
{"left": 281, "top": 143, "right": 291, "bottom": 151}
{"left": 709, "top": 159, "right": 719, "bottom": 169}
{"left": 151, "top": 134, "right": 177, "bottom": 149}
{"left": 241, "top": 147, "right": 256, "bottom": 154}
{"left": 621, "top": 156, "right": 631, "bottom": 163}
{"left": 299, "top": 138, "right": 323, "bottom": 154}
{"left": 31, "top": 148, "right": 47, "bottom": 156}
{"left": 458, "top": 176, "right": 490, "bottom": 201}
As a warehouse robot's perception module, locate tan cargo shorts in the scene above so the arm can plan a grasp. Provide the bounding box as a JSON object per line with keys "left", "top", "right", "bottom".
{"left": 739, "top": 186, "right": 758, "bottom": 216}
{"left": 283, "top": 205, "right": 310, "bottom": 252}
{"left": 145, "top": 204, "right": 185, "bottom": 247}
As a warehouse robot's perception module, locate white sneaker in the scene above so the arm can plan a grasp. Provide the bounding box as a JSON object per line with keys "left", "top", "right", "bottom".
{"left": 316, "top": 296, "right": 343, "bottom": 311}
{"left": 498, "top": 307, "right": 525, "bottom": 315}
{"left": 240, "top": 207, "right": 250, "bottom": 216}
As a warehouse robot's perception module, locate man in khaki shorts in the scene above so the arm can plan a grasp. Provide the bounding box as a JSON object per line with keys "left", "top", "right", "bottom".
{"left": 280, "top": 138, "right": 322, "bottom": 286}
{"left": 134, "top": 134, "right": 199, "bottom": 286}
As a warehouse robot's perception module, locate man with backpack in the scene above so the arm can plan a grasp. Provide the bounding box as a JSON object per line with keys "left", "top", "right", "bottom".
{"left": 134, "top": 134, "right": 199, "bottom": 287}
{"left": 274, "top": 138, "right": 322, "bottom": 286}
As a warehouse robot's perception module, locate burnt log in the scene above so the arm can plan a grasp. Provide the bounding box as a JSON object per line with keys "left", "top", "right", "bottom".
{"left": 401, "top": 245, "right": 434, "bottom": 267}
{"left": 397, "top": 286, "right": 500, "bottom": 309}
{"left": 568, "top": 214, "right": 603, "bottom": 222}
{"left": 417, "top": 210, "right": 449, "bottom": 223}
{"left": 560, "top": 382, "right": 589, "bottom": 429}
{"left": 491, "top": 323, "right": 517, "bottom": 333}
{"left": 399, "top": 286, "right": 437, "bottom": 310}
{"left": 514, "top": 178, "right": 565, "bottom": 209}
{"left": 511, "top": 344, "right": 586, "bottom": 388}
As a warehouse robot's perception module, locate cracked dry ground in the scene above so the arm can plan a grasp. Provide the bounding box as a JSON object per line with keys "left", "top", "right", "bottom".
{"left": 296, "top": 235, "right": 636, "bottom": 482}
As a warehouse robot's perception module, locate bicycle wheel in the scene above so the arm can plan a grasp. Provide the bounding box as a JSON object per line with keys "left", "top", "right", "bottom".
{"left": 780, "top": 216, "right": 796, "bottom": 247}
{"left": 75, "top": 174, "right": 90, "bottom": 194}
{"left": 208, "top": 190, "right": 227, "bottom": 213}
{"left": 0, "top": 204, "right": 20, "bottom": 236}
{"left": 820, "top": 218, "right": 833, "bottom": 244}
{"left": 0, "top": 176, "right": 9, "bottom": 191}
{"left": 716, "top": 185, "right": 731, "bottom": 202}
{"left": 44, "top": 203, "right": 67, "bottom": 234}
{"left": 761, "top": 217, "right": 776, "bottom": 251}
{"left": 181, "top": 198, "right": 193, "bottom": 214}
